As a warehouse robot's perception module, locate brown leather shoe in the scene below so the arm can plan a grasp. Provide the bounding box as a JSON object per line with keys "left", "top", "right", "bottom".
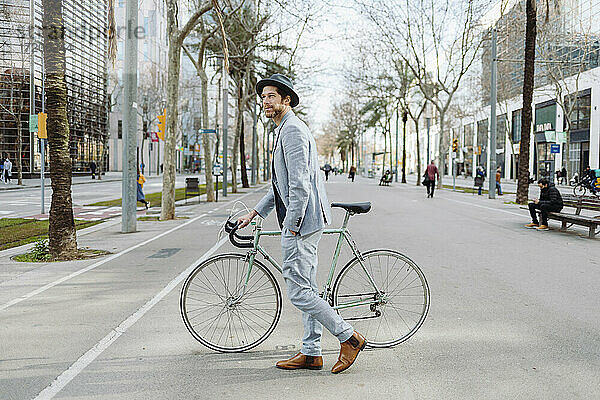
{"left": 276, "top": 352, "right": 323, "bottom": 370}
{"left": 331, "top": 331, "right": 367, "bottom": 374}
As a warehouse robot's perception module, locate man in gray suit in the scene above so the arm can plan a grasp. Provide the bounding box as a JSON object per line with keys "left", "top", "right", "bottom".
{"left": 238, "top": 74, "right": 366, "bottom": 374}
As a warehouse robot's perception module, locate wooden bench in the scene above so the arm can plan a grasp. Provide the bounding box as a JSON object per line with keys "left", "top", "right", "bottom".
{"left": 184, "top": 177, "right": 200, "bottom": 203}
{"left": 529, "top": 194, "right": 600, "bottom": 238}
{"left": 379, "top": 175, "right": 393, "bottom": 186}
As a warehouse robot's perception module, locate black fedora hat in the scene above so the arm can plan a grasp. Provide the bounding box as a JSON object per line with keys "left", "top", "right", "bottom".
{"left": 256, "top": 73, "right": 299, "bottom": 108}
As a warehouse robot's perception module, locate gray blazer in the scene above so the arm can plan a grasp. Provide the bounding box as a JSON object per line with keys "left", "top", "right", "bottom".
{"left": 254, "top": 111, "right": 332, "bottom": 236}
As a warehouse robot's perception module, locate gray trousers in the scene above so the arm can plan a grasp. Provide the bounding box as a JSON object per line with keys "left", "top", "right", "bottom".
{"left": 281, "top": 228, "right": 354, "bottom": 356}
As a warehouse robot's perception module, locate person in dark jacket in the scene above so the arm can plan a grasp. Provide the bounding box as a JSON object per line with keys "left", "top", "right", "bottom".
{"left": 525, "top": 178, "right": 563, "bottom": 231}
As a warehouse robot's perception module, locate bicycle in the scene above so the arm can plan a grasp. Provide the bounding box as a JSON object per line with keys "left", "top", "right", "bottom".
{"left": 573, "top": 178, "right": 600, "bottom": 197}
{"left": 180, "top": 202, "right": 430, "bottom": 353}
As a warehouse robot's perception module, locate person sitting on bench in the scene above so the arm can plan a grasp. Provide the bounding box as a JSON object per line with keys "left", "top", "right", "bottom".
{"left": 525, "top": 178, "right": 563, "bottom": 231}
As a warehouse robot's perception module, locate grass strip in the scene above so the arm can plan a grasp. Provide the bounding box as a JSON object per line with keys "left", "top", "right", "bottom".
{"left": 86, "top": 182, "right": 226, "bottom": 207}
{"left": 442, "top": 184, "right": 515, "bottom": 195}
{"left": 0, "top": 219, "right": 102, "bottom": 251}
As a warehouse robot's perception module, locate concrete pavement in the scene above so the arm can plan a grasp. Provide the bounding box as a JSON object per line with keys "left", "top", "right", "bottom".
{"left": 1, "top": 174, "right": 599, "bottom": 399}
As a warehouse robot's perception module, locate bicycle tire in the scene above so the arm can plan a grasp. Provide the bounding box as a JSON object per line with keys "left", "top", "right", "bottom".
{"left": 180, "top": 253, "right": 282, "bottom": 352}
{"left": 573, "top": 184, "right": 586, "bottom": 197}
{"left": 332, "top": 249, "right": 430, "bottom": 348}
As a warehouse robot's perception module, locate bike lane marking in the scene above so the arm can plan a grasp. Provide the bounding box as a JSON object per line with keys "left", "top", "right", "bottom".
{"left": 0, "top": 186, "right": 267, "bottom": 312}
{"left": 31, "top": 186, "right": 266, "bottom": 400}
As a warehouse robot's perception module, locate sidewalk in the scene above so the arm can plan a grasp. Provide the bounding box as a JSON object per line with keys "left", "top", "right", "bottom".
{"left": 401, "top": 173, "right": 575, "bottom": 195}
{"left": 0, "top": 171, "right": 124, "bottom": 190}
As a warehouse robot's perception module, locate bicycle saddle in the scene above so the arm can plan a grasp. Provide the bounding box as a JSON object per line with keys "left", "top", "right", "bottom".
{"left": 331, "top": 202, "right": 371, "bottom": 214}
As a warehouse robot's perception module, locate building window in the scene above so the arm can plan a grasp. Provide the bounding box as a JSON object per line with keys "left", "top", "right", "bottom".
{"left": 118, "top": 120, "right": 122, "bottom": 139}
{"left": 497, "top": 114, "right": 507, "bottom": 149}
{"left": 464, "top": 123, "right": 473, "bottom": 146}
{"left": 534, "top": 101, "right": 556, "bottom": 133}
{"left": 512, "top": 109, "right": 522, "bottom": 143}
{"left": 564, "top": 92, "right": 591, "bottom": 132}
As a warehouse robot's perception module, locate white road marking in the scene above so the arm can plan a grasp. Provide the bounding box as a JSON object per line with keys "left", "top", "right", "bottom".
{"left": 32, "top": 234, "right": 229, "bottom": 400}
{"left": 0, "top": 185, "right": 266, "bottom": 312}
{"left": 0, "top": 213, "right": 206, "bottom": 312}
{"left": 31, "top": 186, "right": 268, "bottom": 399}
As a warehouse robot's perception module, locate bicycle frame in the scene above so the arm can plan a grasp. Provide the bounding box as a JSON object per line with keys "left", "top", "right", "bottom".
{"left": 237, "top": 212, "right": 384, "bottom": 310}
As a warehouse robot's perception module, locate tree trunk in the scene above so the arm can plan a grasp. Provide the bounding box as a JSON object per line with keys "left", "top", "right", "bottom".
{"left": 43, "top": 0, "right": 78, "bottom": 259}
{"left": 383, "top": 131, "right": 387, "bottom": 176}
{"left": 402, "top": 117, "right": 406, "bottom": 183}
{"left": 416, "top": 123, "right": 421, "bottom": 186}
{"left": 240, "top": 116, "right": 249, "bottom": 187}
{"left": 161, "top": 26, "right": 182, "bottom": 220}
{"left": 516, "top": 0, "right": 537, "bottom": 204}
{"left": 238, "top": 78, "right": 249, "bottom": 188}
{"left": 200, "top": 70, "right": 215, "bottom": 201}
{"left": 437, "top": 112, "right": 445, "bottom": 188}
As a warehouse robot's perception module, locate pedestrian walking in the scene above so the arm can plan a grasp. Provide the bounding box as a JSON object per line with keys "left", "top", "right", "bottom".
{"left": 137, "top": 167, "right": 149, "bottom": 209}
{"left": 3, "top": 156, "right": 12, "bottom": 184}
{"left": 560, "top": 166, "right": 567, "bottom": 185}
{"left": 237, "top": 73, "right": 366, "bottom": 374}
{"left": 348, "top": 165, "right": 356, "bottom": 182}
{"left": 0, "top": 155, "right": 4, "bottom": 183}
{"left": 323, "top": 163, "right": 332, "bottom": 181}
{"left": 525, "top": 178, "right": 563, "bottom": 231}
{"left": 90, "top": 160, "right": 97, "bottom": 179}
{"left": 496, "top": 168, "right": 503, "bottom": 195}
{"left": 476, "top": 166, "right": 485, "bottom": 195}
{"left": 425, "top": 160, "right": 439, "bottom": 198}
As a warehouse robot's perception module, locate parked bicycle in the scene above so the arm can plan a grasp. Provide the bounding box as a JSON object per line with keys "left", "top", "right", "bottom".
{"left": 180, "top": 201, "right": 430, "bottom": 353}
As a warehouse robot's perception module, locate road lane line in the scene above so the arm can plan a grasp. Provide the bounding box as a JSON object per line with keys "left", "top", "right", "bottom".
{"left": 32, "top": 234, "right": 229, "bottom": 400}
{"left": 0, "top": 186, "right": 266, "bottom": 312}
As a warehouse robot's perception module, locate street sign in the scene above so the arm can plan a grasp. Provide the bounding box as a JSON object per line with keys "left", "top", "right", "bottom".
{"left": 29, "top": 114, "right": 38, "bottom": 133}
{"left": 550, "top": 144, "right": 560, "bottom": 154}
{"left": 556, "top": 131, "right": 566, "bottom": 143}
{"left": 151, "top": 132, "right": 159, "bottom": 142}
{"left": 213, "top": 164, "right": 222, "bottom": 176}
{"left": 200, "top": 129, "right": 217, "bottom": 134}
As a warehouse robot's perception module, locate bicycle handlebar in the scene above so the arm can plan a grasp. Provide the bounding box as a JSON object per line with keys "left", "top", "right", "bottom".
{"left": 225, "top": 220, "right": 254, "bottom": 248}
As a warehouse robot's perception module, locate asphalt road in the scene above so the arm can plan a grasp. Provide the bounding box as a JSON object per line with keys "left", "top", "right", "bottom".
{"left": 1, "top": 174, "right": 599, "bottom": 399}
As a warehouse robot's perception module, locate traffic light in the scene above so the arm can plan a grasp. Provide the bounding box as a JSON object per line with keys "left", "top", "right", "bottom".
{"left": 157, "top": 109, "right": 166, "bottom": 140}
{"left": 38, "top": 112, "right": 48, "bottom": 139}
{"left": 452, "top": 138, "right": 458, "bottom": 153}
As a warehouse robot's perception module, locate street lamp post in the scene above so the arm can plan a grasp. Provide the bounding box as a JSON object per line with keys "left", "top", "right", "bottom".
{"left": 489, "top": 28, "right": 498, "bottom": 200}
{"left": 121, "top": 0, "right": 138, "bottom": 233}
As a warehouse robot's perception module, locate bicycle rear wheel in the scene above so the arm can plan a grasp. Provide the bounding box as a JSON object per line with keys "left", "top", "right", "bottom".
{"left": 573, "top": 184, "right": 586, "bottom": 196}
{"left": 180, "top": 253, "right": 282, "bottom": 352}
{"left": 332, "top": 249, "right": 430, "bottom": 348}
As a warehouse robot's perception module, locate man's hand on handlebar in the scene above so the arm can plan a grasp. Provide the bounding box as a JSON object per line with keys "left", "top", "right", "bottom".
{"left": 237, "top": 210, "right": 258, "bottom": 229}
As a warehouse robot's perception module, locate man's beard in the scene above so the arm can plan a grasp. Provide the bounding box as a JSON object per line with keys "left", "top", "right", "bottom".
{"left": 266, "top": 104, "right": 285, "bottom": 119}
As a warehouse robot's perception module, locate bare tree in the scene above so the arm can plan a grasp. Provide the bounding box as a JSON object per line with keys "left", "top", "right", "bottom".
{"left": 161, "top": 0, "right": 213, "bottom": 220}
{"left": 358, "top": 0, "right": 488, "bottom": 188}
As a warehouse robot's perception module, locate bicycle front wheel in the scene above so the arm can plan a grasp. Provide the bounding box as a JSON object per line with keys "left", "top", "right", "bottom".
{"left": 573, "top": 184, "right": 586, "bottom": 196}
{"left": 332, "top": 249, "right": 430, "bottom": 348}
{"left": 180, "top": 253, "right": 282, "bottom": 352}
